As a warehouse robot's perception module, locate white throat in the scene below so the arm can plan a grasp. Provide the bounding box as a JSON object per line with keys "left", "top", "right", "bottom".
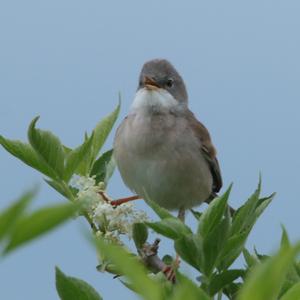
{"left": 130, "top": 88, "right": 178, "bottom": 112}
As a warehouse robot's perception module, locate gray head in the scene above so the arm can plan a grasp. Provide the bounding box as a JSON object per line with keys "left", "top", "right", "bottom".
{"left": 138, "top": 59, "right": 188, "bottom": 103}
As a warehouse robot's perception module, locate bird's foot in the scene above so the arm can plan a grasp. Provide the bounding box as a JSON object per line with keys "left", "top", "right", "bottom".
{"left": 162, "top": 254, "right": 180, "bottom": 283}
{"left": 98, "top": 191, "right": 113, "bottom": 203}
{"left": 110, "top": 195, "right": 141, "bottom": 206}
{"left": 163, "top": 265, "right": 176, "bottom": 283}
{"left": 98, "top": 192, "right": 141, "bottom": 206}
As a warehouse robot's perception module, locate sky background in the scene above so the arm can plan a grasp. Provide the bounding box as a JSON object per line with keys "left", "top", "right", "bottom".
{"left": 1, "top": 1, "right": 300, "bottom": 299}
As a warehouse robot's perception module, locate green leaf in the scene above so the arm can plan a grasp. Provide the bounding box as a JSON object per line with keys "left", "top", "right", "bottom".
{"left": 171, "top": 273, "right": 211, "bottom": 300}
{"left": 90, "top": 149, "right": 115, "bottom": 186}
{"left": 198, "top": 185, "right": 232, "bottom": 238}
{"left": 62, "top": 144, "right": 72, "bottom": 155}
{"left": 254, "top": 247, "right": 270, "bottom": 262}
{"left": 280, "top": 270, "right": 300, "bottom": 298}
{"left": 4, "top": 203, "right": 76, "bottom": 254}
{"left": 91, "top": 102, "right": 120, "bottom": 162}
{"left": 132, "top": 222, "right": 148, "bottom": 249}
{"left": 230, "top": 180, "right": 261, "bottom": 235}
{"left": 237, "top": 243, "right": 300, "bottom": 300}
{"left": 223, "top": 282, "right": 242, "bottom": 300}
{"left": 145, "top": 198, "right": 175, "bottom": 220}
{"left": 218, "top": 231, "right": 249, "bottom": 270}
{"left": 243, "top": 248, "right": 259, "bottom": 268}
{"left": 56, "top": 267, "right": 102, "bottom": 300}
{"left": 202, "top": 213, "right": 230, "bottom": 276}
{"left": 95, "top": 238, "right": 163, "bottom": 300}
{"left": 175, "top": 234, "right": 203, "bottom": 272}
{"left": 208, "top": 269, "right": 245, "bottom": 296}
{"left": 148, "top": 273, "right": 174, "bottom": 299}
{"left": 254, "top": 193, "right": 275, "bottom": 220}
{"left": 281, "top": 282, "right": 300, "bottom": 300}
{"left": 162, "top": 255, "right": 174, "bottom": 265}
{"left": 0, "top": 189, "right": 36, "bottom": 241}
{"left": 119, "top": 278, "right": 139, "bottom": 294}
{"left": 44, "top": 179, "right": 78, "bottom": 201}
{"left": 44, "top": 179, "right": 70, "bottom": 199}
{"left": 146, "top": 218, "right": 192, "bottom": 240}
{"left": 64, "top": 134, "right": 94, "bottom": 182}
{"left": 28, "top": 117, "right": 65, "bottom": 179}
{"left": 278, "top": 242, "right": 300, "bottom": 298}
{"left": 75, "top": 133, "right": 94, "bottom": 176}
{"left": 190, "top": 209, "right": 202, "bottom": 220}
{"left": 0, "top": 136, "right": 57, "bottom": 178}
{"left": 102, "top": 157, "right": 116, "bottom": 186}
{"left": 281, "top": 225, "right": 291, "bottom": 248}
{"left": 294, "top": 262, "right": 300, "bottom": 278}
{"left": 96, "top": 262, "right": 119, "bottom": 275}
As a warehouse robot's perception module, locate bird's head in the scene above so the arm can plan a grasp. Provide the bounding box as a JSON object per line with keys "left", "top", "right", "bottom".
{"left": 137, "top": 59, "right": 188, "bottom": 105}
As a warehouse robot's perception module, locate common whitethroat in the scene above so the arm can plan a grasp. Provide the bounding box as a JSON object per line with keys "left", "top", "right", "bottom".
{"left": 113, "top": 59, "right": 222, "bottom": 220}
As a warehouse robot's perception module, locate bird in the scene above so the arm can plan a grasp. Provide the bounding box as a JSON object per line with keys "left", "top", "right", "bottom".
{"left": 113, "top": 59, "right": 222, "bottom": 221}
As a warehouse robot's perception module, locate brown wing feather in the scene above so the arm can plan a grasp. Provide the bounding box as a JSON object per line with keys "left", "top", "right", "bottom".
{"left": 187, "top": 110, "right": 222, "bottom": 193}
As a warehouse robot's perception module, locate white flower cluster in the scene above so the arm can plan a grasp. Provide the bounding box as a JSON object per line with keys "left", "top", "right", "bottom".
{"left": 70, "top": 175, "right": 148, "bottom": 244}
{"left": 71, "top": 175, "right": 102, "bottom": 213}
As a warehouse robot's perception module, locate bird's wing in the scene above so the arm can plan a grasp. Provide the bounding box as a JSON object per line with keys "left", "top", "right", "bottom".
{"left": 114, "top": 116, "right": 128, "bottom": 140}
{"left": 187, "top": 110, "right": 223, "bottom": 194}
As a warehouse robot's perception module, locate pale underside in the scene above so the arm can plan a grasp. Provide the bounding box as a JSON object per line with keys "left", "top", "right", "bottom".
{"left": 113, "top": 88, "right": 213, "bottom": 210}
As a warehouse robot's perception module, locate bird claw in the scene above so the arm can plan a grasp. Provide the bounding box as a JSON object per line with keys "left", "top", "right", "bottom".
{"left": 110, "top": 195, "right": 140, "bottom": 206}
{"left": 162, "top": 256, "right": 180, "bottom": 283}
{"left": 163, "top": 265, "right": 177, "bottom": 283}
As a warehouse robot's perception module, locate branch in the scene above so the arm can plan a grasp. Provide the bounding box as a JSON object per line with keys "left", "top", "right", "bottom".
{"left": 138, "top": 238, "right": 167, "bottom": 273}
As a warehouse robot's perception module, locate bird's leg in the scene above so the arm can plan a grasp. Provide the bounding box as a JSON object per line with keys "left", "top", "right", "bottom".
{"left": 162, "top": 265, "right": 177, "bottom": 283}
{"left": 98, "top": 191, "right": 112, "bottom": 203}
{"left": 110, "top": 195, "right": 141, "bottom": 206}
{"left": 98, "top": 192, "right": 141, "bottom": 206}
{"left": 178, "top": 207, "right": 185, "bottom": 222}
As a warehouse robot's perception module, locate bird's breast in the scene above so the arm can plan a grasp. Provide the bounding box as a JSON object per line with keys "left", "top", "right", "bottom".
{"left": 114, "top": 110, "right": 213, "bottom": 210}
{"left": 125, "top": 112, "right": 178, "bottom": 154}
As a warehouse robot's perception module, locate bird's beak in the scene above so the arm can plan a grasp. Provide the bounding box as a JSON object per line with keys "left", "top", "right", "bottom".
{"left": 143, "top": 76, "right": 160, "bottom": 89}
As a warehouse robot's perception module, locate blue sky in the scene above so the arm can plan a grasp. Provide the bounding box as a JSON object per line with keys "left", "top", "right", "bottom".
{"left": 1, "top": 1, "right": 300, "bottom": 299}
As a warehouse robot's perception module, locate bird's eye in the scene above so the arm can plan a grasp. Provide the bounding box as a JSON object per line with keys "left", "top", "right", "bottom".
{"left": 166, "top": 78, "right": 174, "bottom": 88}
